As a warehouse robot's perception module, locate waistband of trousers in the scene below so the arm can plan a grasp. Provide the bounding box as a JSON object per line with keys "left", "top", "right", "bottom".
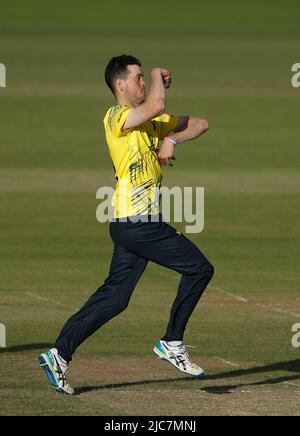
{"left": 110, "top": 213, "right": 164, "bottom": 223}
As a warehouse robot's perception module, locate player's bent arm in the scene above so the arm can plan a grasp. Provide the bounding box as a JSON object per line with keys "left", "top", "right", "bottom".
{"left": 168, "top": 116, "right": 210, "bottom": 145}
{"left": 122, "top": 100, "right": 165, "bottom": 131}
{"left": 122, "top": 68, "right": 167, "bottom": 131}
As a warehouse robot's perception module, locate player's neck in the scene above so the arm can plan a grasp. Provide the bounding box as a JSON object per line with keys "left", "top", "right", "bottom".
{"left": 116, "top": 95, "right": 140, "bottom": 108}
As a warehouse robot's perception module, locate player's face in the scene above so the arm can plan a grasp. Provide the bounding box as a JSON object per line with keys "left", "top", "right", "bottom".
{"left": 123, "top": 64, "right": 146, "bottom": 105}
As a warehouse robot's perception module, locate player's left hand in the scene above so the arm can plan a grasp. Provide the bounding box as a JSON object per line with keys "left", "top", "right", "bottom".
{"left": 157, "top": 140, "right": 176, "bottom": 166}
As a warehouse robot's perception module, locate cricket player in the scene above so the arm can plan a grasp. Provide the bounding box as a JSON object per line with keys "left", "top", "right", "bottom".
{"left": 39, "top": 55, "right": 214, "bottom": 395}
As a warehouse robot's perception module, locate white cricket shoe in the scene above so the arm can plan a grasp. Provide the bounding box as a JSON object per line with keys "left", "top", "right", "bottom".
{"left": 153, "top": 340, "right": 204, "bottom": 378}
{"left": 38, "top": 348, "right": 74, "bottom": 395}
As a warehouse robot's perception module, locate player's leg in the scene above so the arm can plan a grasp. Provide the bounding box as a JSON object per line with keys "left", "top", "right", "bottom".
{"left": 110, "top": 217, "right": 214, "bottom": 377}
{"left": 55, "top": 244, "right": 148, "bottom": 363}
{"left": 39, "top": 244, "right": 148, "bottom": 393}
{"left": 110, "top": 218, "right": 213, "bottom": 340}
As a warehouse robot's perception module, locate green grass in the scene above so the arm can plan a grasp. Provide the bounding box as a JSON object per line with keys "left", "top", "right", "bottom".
{"left": 0, "top": 0, "right": 300, "bottom": 416}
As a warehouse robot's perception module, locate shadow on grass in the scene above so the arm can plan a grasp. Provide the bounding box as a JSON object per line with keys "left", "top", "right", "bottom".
{"left": 76, "top": 359, "right": 300, "bottom": 396}
{"left": 75, "top": 376, "right": 194, "bottom": 395}
{"left": 0, "top": 343, "right": 53, "bottom": 354}
{"left": 201, "top": 374, "right": 300, "bottom": 395}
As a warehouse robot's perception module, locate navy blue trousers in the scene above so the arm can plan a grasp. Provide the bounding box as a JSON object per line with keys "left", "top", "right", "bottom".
{"left": 55, "top": 216, "right": 214, "bottom": 363}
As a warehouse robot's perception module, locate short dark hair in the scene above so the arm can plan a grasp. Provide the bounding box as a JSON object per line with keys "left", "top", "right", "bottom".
{"left": 104, "top": 54, "right": 142, "bottom": 96}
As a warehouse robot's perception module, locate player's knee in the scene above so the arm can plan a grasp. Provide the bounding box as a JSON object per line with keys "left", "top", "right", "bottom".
{"left": 205, "top": 262, "right": 214, "bottom": 281}
{"left": 195, "top": 260, "right": 214, "bottom": 282}
{"left": 111, "top": 299, "right": 129, "bottom": 315}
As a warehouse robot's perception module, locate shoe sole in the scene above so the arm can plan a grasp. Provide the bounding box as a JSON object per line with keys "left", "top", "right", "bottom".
{"left": 153, "top": 346, "right": 204, "bottom": 379}
{"left": 38, "top": 353, "right": 74, "bottom": 396}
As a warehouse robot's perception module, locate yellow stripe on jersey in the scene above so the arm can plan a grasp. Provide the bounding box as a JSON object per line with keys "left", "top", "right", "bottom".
{"left": 103, "top": 105, "right": 179, "bottom": 218}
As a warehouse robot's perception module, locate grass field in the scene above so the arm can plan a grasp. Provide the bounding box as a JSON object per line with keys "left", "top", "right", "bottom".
{"left": 0, "top": 0, "right": 300, "bottom": 416}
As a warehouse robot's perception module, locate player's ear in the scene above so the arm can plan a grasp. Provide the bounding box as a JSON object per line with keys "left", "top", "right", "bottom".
{"left": 115, "top": 78, "right": 125, "bottom": 95}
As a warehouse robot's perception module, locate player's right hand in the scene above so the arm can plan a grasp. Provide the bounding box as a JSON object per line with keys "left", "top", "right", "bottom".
{"left": 161, "top": 68, "right": 172, "bottom": 88}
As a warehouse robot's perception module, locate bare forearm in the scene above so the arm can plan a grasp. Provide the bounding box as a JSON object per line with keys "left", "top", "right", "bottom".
{"left": 123, "top": 68, "right": 172, "bottom": 130}
{"left": 168, "top": 117, "right": 210, "bottom": 145}
{"left": 146, "top": 68, "right": 167, "bottom": 110}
